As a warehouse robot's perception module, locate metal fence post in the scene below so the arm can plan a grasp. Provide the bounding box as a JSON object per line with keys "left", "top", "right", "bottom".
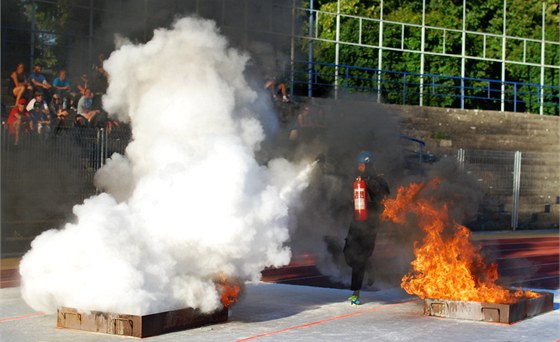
{"left": 403, "top": 73, "right": 407, "bottom": 105}
{"left": 96, "top": 128, "right": 107, "bottom": 168}
{"left": 308, "top": 0, "right": 314, "bottom": 98}
{"left": 511, "top": 150, "right": 522, "bottom": 230}
{"left": 101, "top": 128, "right": 106, "bottom": 167}
{"left": 457, "top": 148, "right": 465, "bottom": 172}
{"left": 96, "top": 128, "right": 101, "bottom": 170}
{"left": 345, "top": 67, "right": 349, "bottom": 91}
{"left": 513, "top": 83, "right": 517, "bottom": 113}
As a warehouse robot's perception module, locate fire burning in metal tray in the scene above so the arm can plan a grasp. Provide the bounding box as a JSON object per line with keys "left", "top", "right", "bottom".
{"left": 382, "top": 179, "right": 553, "bottom": 323}
{"left": 424, "top": 291, "right": 553, "bottom": 324}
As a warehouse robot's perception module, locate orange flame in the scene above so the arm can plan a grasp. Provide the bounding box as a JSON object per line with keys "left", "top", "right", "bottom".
{"left": 382, "top": 178, "right": 537, "bottom": 304}
{"left": 215, "top": 275, "right": 241, "bottom": 308}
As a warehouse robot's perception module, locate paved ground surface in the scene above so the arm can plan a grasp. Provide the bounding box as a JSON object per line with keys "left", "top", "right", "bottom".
{"left": 1, "top": 283, "right": 559, "bottom": 341}
{"left": 1, "top": 230, "right": 558, "bottom": 341}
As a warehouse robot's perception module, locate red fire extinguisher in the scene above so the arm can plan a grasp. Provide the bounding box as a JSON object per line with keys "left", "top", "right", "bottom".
{"left": 353, "top": 176, "right": 367, "bottom": 221}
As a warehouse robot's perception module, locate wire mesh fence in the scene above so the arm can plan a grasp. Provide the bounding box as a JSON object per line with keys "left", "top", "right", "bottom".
{"left": 458, "top": 148, "right": 560, "bottom": 230}
{"left": 1, "top": 124, "right": 558, "bottom": 256}
{"left": 1, "top": 123, "right": 130, "bottom": 257}
{"left": 1, "top": 125, "right": 130, "bottom": 198}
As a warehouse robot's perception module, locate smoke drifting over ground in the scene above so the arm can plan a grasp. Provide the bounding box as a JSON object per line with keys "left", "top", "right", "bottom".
{"left": 280, "top": 99, "right": 408, "bottom": 286}
{"left": 20, "top": 17, "right": 313, "bottom": 315}
{"left": 280, "top": 98, "right": 484, "bottom": 288}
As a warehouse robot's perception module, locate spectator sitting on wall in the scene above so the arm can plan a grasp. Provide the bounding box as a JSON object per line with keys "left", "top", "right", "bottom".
{"left": 7, "top": 98, "right": 31, "bottom": 145}
{"left": 264, "top": 74, "right": 290, "bottom": 103}
{"left": 28, "top": 63, "right": 52, "bottom": 102}
{"left": 26, "top": 90, "right": 51, "bottom": 139}
{"left": 91, "top": 52, "right": 109, "bottom": 93}
{"left": 106, "top": 117, "right": 122, "bottom": 135}
{"left": 74, "top": 88, "right": 100, "bottom": 127}
{"left": 67, "top": 93, "right": 78, "bottom": 113}
{"left": 49, "top": 93, "right": 70, "bottom": 134}
{"left": 76, "top": 73, "right": 90, "bottom": 96}
{"left": 9, "top": 62, "right": 33, "bottom": 106}
{"left": 297, "top": 105, "right": 314, "bottom": 128}
{"left": 52, "top": 69, "right": 72, "bottom": 101}
{"left": 289, "top": 105, "right": 325, "bottom": 142}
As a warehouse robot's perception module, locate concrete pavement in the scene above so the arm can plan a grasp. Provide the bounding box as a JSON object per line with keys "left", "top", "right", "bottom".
{"left": 1, "top": 282, "right": 559, "bottom": 342}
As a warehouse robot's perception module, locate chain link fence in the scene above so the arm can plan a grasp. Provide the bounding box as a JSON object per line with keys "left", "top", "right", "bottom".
{"left": 1, "top": 124, "right": 130, "bottom": 257}
{"left": 458, "top": 148, "right": 560, "bottom": 230}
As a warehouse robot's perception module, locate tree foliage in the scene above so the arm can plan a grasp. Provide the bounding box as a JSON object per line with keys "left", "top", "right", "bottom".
{"left": 19, "top": 0, "right": 76, "bottom": 69}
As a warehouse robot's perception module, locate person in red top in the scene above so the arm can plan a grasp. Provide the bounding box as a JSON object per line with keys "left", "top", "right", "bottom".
{"left": 7, "top": 98, "right": 31, "bottom": 145}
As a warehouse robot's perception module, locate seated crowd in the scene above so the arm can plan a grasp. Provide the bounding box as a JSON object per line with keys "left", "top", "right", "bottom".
{"left": 5, "top": 57, "right": 121, "bottom": 146}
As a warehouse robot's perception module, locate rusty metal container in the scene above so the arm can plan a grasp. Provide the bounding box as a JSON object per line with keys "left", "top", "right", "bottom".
{"left": 57, "top": 306, "right": 228, "bottom": 338}
{"left": 423, "top": 291, "right": 553, "bottom": 324}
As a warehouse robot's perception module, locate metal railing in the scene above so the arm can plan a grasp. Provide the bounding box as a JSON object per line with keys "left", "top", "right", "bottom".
{"left": 293, "top": 61, "right": 560, "bottom": 115}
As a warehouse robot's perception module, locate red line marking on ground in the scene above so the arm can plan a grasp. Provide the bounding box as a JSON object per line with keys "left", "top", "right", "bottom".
{"left": 0, "top": 312, "right": 45, "bottom": 323}
{"left": 236, "top": 299, "right": 418, "bottom": 341}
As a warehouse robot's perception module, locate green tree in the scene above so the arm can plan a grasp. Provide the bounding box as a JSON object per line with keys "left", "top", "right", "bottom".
{"left": 309, "top": 0, "right": 380, "bottom": 95}
{"left": 308, "top": 0, "right": 558, "bottom": 114}
{"left": 21, "top": 0, "right": 76, "bottom": 69}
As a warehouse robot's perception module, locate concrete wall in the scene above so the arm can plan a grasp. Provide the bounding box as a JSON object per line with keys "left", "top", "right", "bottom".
{"left": 287, "top": 98, "right": 559, "bottom": 229}
{"left": 389, "top": 104, "right": 559, "bottom": 229}
{"left": 391, "top": 104, "right": 560, "bottom": 156}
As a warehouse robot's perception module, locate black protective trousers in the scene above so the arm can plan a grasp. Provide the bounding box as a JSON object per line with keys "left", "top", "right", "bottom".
{"left": 343, "top": 220, "right": 377, "bottom": 292}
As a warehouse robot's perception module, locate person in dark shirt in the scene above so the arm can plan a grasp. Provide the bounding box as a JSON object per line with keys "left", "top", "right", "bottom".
{"left": 28, "top": 63, "right": 53, "bottom": 102}
{"left": 9, "top": 62, "right": 32, "bottom": 106}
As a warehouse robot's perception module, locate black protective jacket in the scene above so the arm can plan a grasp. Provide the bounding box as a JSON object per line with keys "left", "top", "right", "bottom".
{"left": 344, "top": 171, "right": 390, "bottom": 265}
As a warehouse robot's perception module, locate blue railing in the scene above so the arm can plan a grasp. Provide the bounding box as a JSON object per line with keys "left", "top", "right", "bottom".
{"left": 293, "top": 61, "right": 559, "bottom": 115}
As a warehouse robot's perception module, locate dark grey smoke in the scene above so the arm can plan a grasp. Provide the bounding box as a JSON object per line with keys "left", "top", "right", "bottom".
{"left": 88, "top": 0, "right": 297, "bottom": 61}
{"left": 273, "top": 95, "right": 485, "bottom": 289}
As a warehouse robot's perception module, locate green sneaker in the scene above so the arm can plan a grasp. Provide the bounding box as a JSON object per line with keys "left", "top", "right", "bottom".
{"left": 348, "top": 295, "right": 361, "bottom": 305}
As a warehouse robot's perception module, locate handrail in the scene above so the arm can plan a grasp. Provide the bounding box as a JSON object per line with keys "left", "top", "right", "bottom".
{"left": 293, "top": 60, "right": 559, "bottom": 115}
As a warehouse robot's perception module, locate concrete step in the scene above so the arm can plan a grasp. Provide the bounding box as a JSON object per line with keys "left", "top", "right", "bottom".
{"left": 398, "top": 114, "right": 560, "bottom": 136}
{"left": 398, "top": 123, "right": 560, "bottom": 151}
{"left": 392, "top": 105, "right": 560, "bottom": 151}
{"left": 401, "top": 124, "right": 560, "bottom": 142}
{"left": 407, "top": 138, "right": 560, "bottom": 155}
{"left": 485, "top": 196, "right": 559, "bottom": 207}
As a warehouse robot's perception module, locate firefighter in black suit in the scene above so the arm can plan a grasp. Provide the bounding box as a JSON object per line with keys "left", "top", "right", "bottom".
{"left": 343, "top": 151, "right": 390, "bottom": 305}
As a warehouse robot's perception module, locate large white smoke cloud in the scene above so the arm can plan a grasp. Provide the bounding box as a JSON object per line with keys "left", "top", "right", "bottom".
{"left": 20, "top": 17, "right": 312, "bottom": 315}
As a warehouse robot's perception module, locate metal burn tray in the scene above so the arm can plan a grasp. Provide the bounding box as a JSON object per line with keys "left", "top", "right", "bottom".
{"left": 57, "top": 306, "right": 228, "bottom": 338}
{"left": 424, "top": 291, "right": 553, "bottom": 324}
